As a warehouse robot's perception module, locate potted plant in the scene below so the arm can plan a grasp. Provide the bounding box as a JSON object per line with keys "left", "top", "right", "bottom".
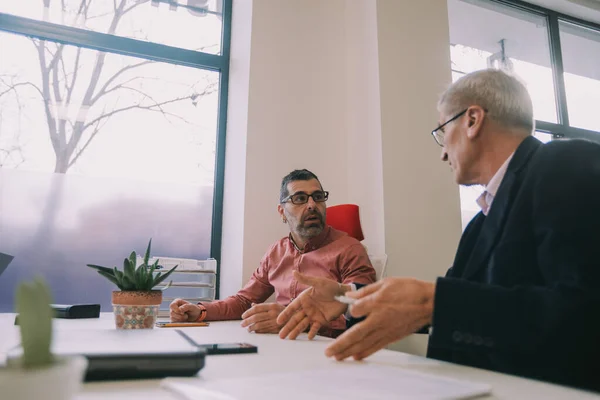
{"left": 0, "top": 277, "right": 88, "bottom": 400}
{"left": 87, "top": 239, "right": 177, "bottom": 329}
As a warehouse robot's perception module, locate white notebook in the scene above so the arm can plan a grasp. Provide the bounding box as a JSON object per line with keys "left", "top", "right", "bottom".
{"left": 52, "top": 328, "right": 199, "bottom": 355}
{"left": 164, "top": 363, "right": 492, "bottom": 400}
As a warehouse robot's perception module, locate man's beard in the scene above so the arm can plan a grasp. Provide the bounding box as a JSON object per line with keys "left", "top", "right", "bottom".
{"left": 297, "top": 211, "right": 325, "bottom": 238}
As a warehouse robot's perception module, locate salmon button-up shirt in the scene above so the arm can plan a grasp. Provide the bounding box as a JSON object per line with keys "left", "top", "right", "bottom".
{"left": 202, "top": 226, "right": 376, "bottom": 333}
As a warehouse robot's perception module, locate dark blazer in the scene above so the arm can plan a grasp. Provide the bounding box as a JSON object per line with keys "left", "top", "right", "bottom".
{"left": 426, "top": 136, "right": 600, "bottom": 392}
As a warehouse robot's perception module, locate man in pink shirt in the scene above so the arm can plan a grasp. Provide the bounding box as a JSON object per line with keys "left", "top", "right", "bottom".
{"left": 169, "top": 169, "right": 376, "bottom": 337}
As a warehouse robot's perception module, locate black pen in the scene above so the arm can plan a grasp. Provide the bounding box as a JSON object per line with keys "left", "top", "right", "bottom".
{"left": 175, "top": 329, "right": 200, "bottom": 347}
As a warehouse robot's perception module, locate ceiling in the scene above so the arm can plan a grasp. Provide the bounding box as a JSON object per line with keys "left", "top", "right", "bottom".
{"left": 525, "top": 0, "right": 600, "bottom": 24}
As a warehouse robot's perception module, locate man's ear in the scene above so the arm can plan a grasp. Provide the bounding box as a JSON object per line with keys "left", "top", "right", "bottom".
{"left": 277, "top": 204, "right": 285, "bottom": 219}
{"left": 466, "top": 106, "right": 486, "bottom": 140}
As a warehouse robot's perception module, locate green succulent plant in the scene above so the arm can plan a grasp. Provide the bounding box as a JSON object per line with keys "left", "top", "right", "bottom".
{"left": 86, "top": 239, "right": 177, "bottom": 291}
{"left": 15, "top": 277, "right": 54, "bottom": 369}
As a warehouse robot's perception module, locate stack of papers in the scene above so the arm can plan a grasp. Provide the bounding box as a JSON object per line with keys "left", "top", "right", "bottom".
{"left": 162, "top": 363, "right": 491, "bottom": 400}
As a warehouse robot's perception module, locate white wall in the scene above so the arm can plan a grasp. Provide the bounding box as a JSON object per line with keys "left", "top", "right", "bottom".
{"left": 345, "top": 0, "right": 386, "bottom": 257}
{"left": 377, "top": 0, "right": 462, "bottom": 355}
{"left": 222, "top": 0, "right": 462, "bottom": 356}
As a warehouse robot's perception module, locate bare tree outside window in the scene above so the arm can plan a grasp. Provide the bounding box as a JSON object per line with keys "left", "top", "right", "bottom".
{"left": 0, "top": 74, "right": 26, "bottom": 168}
{"left": 0, "top": 0, "right": 218, "bottom": 175}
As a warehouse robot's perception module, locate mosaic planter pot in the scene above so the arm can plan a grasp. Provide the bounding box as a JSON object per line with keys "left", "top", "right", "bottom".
{"left": 111, "top": 290, "right": 162, "bottom": 329}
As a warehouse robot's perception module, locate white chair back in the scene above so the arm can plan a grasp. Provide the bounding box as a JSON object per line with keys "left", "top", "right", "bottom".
{"left": 368, "top": 254, "right": 388, "bottom": 281}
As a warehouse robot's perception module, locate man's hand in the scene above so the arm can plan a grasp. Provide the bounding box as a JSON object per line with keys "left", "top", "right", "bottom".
{"left": 324, "top": 277, "right": 435, "bottom": 361}
{"left": 277, "top": 271, "right": 351, "bottom": 340}
{"left": 240, "top": 303, "right": 285, "bottom": 334}
{"left": 169, "top": 298, "right": 202, "bottom": 322}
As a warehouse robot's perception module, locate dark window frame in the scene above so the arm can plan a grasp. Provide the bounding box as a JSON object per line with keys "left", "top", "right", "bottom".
{"left": 0, "top": 1, "right": 233, "bottom": 299}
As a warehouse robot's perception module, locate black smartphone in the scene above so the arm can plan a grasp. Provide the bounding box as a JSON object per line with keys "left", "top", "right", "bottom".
{"left": 196, "top": 343, "right": 258, "bottom": 355}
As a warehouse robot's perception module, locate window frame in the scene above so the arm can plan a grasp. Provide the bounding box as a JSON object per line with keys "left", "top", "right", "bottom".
{"left": 0, "top": 1, "right": 232, "bottom": 299}
{"left": 486, "top": 0, "right": 600, "bottom": 141}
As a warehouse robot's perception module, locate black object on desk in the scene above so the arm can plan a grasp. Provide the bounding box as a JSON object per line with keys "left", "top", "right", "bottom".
{"left": 52, "top": 304, "right": 101, "bottom": 319}
{"left": 14, "top": 304, "right": 101, "bottom": 325}
{"left": 83, "top": 350, "right": 206, "bottom": 381}
{"left": 195, "top": 342, "right": 258, "bottom": 355}
{"left": 80, "top": 329, "right": 206, "bottom": 381}
{"left": 6, "top": 347, "right": 206, "bottom": 382}
{"left": 6, "top": 328, "right": 207, "bottom": 381}
{"left": 0, "top": 252, "right": 14, "bottom": 276}
{"left": 176, "top": 329, "right": 258, "bottom": 355}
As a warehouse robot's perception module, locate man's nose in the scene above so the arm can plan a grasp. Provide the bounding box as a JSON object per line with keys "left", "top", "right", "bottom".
{"left": 306, "top": 196, "right": 316, "bottom": 209}
{"left": 441, "top": 148, "right": 448, "bottom": 162}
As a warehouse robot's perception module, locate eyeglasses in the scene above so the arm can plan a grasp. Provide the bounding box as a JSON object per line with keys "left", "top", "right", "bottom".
{"left": 431, "top": 109, "right": 468, "bottom": 147}
{"left": 281, "top": 190, "right": 329, "bottom": 205}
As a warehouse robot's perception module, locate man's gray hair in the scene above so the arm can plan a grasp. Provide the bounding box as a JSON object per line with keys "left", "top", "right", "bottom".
{"left": 438, "top": 69, "right": 534, "bottom": 134}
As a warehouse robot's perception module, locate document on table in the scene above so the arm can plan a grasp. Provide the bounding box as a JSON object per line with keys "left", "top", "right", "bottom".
{"left": 163, "top": 363, "right": 492, "bottom": 400}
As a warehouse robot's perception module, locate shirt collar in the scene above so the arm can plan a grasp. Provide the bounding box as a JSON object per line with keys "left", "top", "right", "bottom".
{"left": 288, "top": 225, "right": 331, "bottom": 253}
{"left": 486, "top": 153, "right": 514, "bottom": 198}
{"left": 476, "top": 153, "right": 514, "bottom": 215}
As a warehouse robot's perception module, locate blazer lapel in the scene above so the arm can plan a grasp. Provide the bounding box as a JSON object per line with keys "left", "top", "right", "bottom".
{"left": 461, "top": 136, "right": 542, "bottom": 280}
{"left": 461, "top": 173, "right": 516, "bottom": 279}
{"left": 447, "top": 212, "right": 485, "bottom": 278}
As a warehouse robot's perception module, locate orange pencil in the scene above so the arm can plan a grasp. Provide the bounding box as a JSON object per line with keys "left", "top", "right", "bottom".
{"left": 156, "top": 322, "right": 210, "bottom": 328}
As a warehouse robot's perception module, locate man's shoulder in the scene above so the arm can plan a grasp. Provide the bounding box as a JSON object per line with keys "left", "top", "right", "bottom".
{"left": 257, "top": 236, "right": 290, "bottom": 261}
{"left": 519, "top": 138, "right": 600, "bottom": 180}
{"left": 535, "top": 138, "right": 600, "bottom": 162}
{"left": 521, "top": 138, "right": 600, "bottom": 195}
{"left": 327, "top": 227, "right": 365, "bottom": 249}
{"left": 268, "top": 235, "right": 290, "bottom": 251}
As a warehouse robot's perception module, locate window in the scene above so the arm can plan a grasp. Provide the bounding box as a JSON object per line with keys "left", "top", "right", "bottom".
{"left": 1, "top": 0, "right": 224, "bottom": 54}
{"left": 447, "top": 0, "right": 600, "bottom": 230}
{"left": 0, "top": 1, "right": 231, "bottom": 311}
{"left": 560, "top": 21, "right": 600, "bottom": 132}
{"left": 448, "top": 1, "right": 557, "bottom": 123}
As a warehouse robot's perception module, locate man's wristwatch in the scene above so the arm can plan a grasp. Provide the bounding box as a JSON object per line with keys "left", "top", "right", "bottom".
{"left": 195, "top": 303, "right": 207, "bottom": 322}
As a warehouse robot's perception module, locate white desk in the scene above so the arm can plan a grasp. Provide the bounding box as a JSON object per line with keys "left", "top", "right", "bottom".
{"left": 1, "top": 313, "right": 598, "bottom": 400}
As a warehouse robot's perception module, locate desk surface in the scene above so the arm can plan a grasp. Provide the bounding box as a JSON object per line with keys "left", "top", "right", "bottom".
{"left": 1, "top": 313, "right": 598, "bottom": 399}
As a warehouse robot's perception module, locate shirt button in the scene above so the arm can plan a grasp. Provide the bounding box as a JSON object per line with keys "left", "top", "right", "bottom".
{"left": 290, "top": 297, "right": 295, "bottom": 302}
{"left": 452, "top": 331, "right": 463, "bottom": 343}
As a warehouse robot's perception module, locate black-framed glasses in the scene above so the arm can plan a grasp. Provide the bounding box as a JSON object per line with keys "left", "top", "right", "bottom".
{"left": 281, "top": 190, "right": 329, "bottom": 205}
{"left": 431, "top": 109, "right": 468, "bottom": 147}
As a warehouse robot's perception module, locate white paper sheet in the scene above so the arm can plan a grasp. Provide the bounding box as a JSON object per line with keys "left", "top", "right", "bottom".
{"left": 50, "top": 328, "right": 199, "bottom": 355}
{"left": 165, "top": 363, "right": 492, "bottom": 400}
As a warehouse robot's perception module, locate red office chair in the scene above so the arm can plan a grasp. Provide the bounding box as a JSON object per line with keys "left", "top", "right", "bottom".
{"left": 326, "top": 203, "right": 387, "bottom": 280}
{"left": 326, "top": 204, "right": 364, "bottom": 241}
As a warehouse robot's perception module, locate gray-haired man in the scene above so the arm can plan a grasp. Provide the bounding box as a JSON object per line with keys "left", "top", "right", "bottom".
{"left": 278, "top": 69, "right": 600, "bottom": 392}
